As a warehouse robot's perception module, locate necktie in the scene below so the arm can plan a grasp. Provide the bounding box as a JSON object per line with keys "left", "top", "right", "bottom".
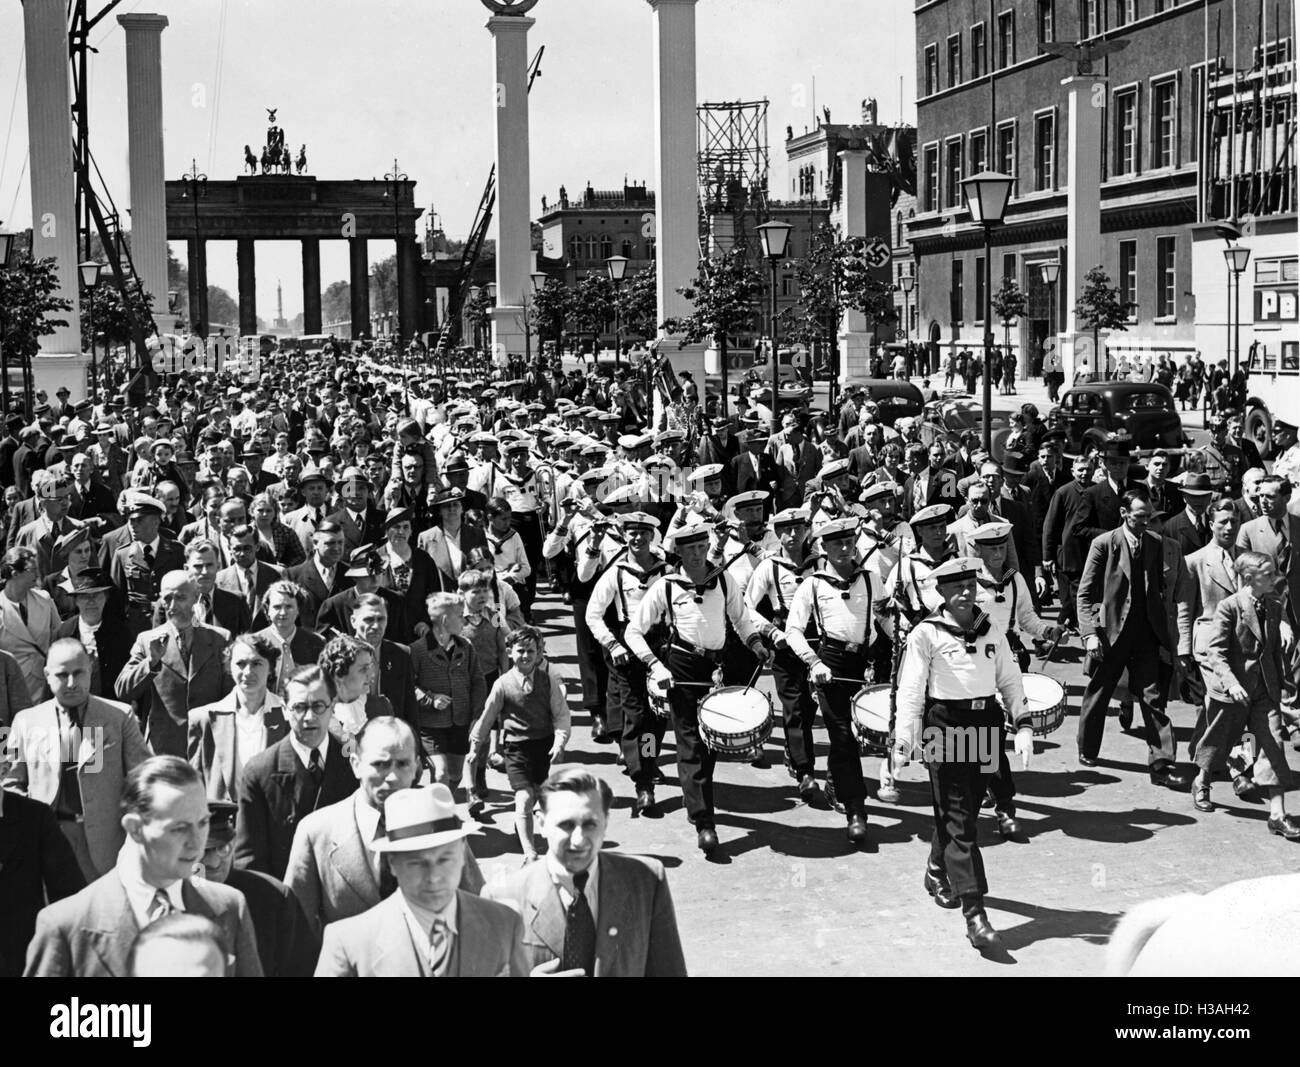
{"left": 147, "top": 888, "right": 173, "bottom": 925}
{"left": 308, "top": 748, "right": 324, "bottom": 788}
{"left": 374, "top": 814, "right": 398, "bottom": 899}
{"left": 177, "top": 629, "right": 192, "bottom": 665}
{"left": 560, "top": 870, "right": 596, "bottom": 976}
{"left": 17, "top": 598, "right": 27, "bottom": 627}
{"left": 143, "top": 543, "right": 155, "bottom": 569}
{"left": 200, "top": 594, "right": 212, "bottom": 623}
{"left": 426, "top": 917, "right": 451, "bottom": 976}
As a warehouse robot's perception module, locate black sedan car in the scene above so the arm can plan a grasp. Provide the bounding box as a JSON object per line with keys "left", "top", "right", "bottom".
{"left": 1050, "top": 381, "right": 1188, "bottom": 456}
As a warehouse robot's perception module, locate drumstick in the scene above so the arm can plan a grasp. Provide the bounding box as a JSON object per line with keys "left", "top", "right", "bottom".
{"left": 813, "top": 674, "right": 872, "bottom": 685}
{"left": 1037, "top": 628, "right": 1066, "bottom": 665}
{"left": 745, "top": 664, "right": 764, "bottom": 688}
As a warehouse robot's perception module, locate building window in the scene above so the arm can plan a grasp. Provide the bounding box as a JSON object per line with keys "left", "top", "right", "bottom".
{"left": 944, "top": 138, "right": 964, "bottom": 208}
{"left": 1084, "top": 0, "right": 1101, "bottom": 36}
{"left": 568, "top": 235, "right": 581, "bottom": 261}
{"left": 975, "top": 256, "right": 986, "bottom": 323}
{"left": 971, "top": 22, "right": 987, "bottom": 77}
{"left": 1119, "top": 239, "right": 1137, "bottom": 319}
{"left": 969, "top": 128, "right": 988, "bottom": 174}
{"left": 997, "top": 10, "right": 1015, "bottom": 69}
{"left": 1152, "top": 77, "right": 1177, "bottom": 168}
{"left": 620, "top": 239, "right": 633, "bottom": 258}
{"left": 1003, "top": 253, "right": 1017, "bottom": 286}
{"left": 1033, "top": 110, "right": 1055, "bottom": 191}
{"left": 1116, "top": 0, "right": 1136, "bottom": 27}
{"left": 586, "top": 236, "right": 600, "bottom": 260}
{"left": 1038, "top": 0, "right": 1054, "bottom": 44}
{"left": 1115, "top": 88, "right": 1139, "bottom": 175}
{"left": 923, "top": 144, "right": 940, "bottom": 211}
{"left": 599, "top": 235, "right": 613, "bottom": 259}
{"left": 781, "top": 276, "right": 792, "bottom": 298}
{"left": 996, "top": 120, "right": 1017, "bottom": 183}
{"left": 1156, "top": 236, "right": 1176, "bottom": 317}
{"left": 951, "top": 260, "right": 965, "bottom": 324}
{"left": 947, "top": 35, "right": 962, "bottom": 88}
{"left": 924, "top": 44, "right": 939, "bottom": 96}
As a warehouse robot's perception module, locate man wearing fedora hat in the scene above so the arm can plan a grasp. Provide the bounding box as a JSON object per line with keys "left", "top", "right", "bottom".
{"left": 328, "top": 466, "right": 386, "bottom": 553}
{"left": 1162, "top": 472, "right": 1216, "bottom": 557}
{"left": 13, "top": 473, "right": 86, "bottom": 578}
{"left": 54, "top": 567, "right": 131, "bottom": 699}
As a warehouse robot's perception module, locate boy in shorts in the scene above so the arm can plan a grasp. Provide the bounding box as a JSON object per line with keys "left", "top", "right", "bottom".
{"left": 460, "top": 569, "right": 509, "bottom": 813}
{"left": 467, "top": 625, "right": 570, "bottom": 862}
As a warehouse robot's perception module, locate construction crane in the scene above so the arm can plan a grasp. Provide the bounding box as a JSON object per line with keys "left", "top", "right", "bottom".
{"left": 432, "top": 44, "right": 544, "bottom": 370}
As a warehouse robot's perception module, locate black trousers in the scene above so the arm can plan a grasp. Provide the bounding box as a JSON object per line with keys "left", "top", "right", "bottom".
{"left": 665, "top": 647, "right": 719, "bottom": 829}
{"left": 607, "top": 655, "right": 665, "bottom": 788}
{"left": 926, "top": 700, "right": 1005, "bottom": 898}
{"left": 812, "top": 644, "right": 869, "bottom": 806}
{"left": 1077, "top": 617, "right": 1175, "bottom": 765}
{"left": 772, "top": 647, "right": 817, "bottom": 775}
{"left": 511, "top": 511, "right": 543, "bottom": 616}
{"left": 987, "top": 747, "right": 1016, "bottom": 812}
{"left": 572, "top": 598, "right": 609, "bottom": 717}
{"left": 1056, "top": 570, "right": 1080, "bottom": 631}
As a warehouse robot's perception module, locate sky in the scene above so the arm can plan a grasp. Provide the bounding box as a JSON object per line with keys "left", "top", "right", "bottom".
{"left": 0, "top": 0, "right": 916, "bottom": 322}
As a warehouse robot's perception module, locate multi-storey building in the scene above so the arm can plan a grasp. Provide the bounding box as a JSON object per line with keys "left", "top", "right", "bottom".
{"left": 910, "top": 0, "right": 1294, "bottom": 378}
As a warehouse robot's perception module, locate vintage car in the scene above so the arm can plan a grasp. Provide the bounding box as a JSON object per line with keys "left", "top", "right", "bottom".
{"left": 919, "top": 396, "right": 1012, "bottom": 460}
{"left": 1050, "top": 381, "right": 1187, "bottom": 456}
{"left": 844, "top": 378, "right": 926, "bottom": 428}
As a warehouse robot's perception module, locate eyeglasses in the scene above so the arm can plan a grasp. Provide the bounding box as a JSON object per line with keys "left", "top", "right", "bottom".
{"left": 288, "top": 700, "right": 331, "bottom": 717}
{"left": 206, "top": 841, "right": 233, "bottom": 858}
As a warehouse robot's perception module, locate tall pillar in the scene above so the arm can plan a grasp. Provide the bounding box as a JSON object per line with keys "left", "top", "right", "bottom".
{"left": 349, "top": 237, "right": 370, "bottom": 339}
{"left": 486, "top": 13, "right": 535, "bottom": 361}
{"left": 836, "top": 150, "right": 873, "bottom": 385}
{"left": 236, "top": 239, "right": 257, "bottom": 336}
{"left": 187, "top": 238, "right": 209, "bottom": 338}
{"left": 648, "top": 0, "right": 705, "bottom": 386}
{"left": 23, "top": 0, "right": 83, "bottom": 378}
{"left": 117, "top": 13, "right": 169, "bottom": 332}
{"left": 301, "top": 239, "right": 322, "bottom": 334}
{"left": 1061, "top": 74, "right": 1106, "bottom": 382}
{"left": 398, "top": 236, "right": 422, "bottom": 343}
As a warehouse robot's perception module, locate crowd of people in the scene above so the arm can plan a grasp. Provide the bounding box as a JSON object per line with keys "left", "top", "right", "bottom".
{"left": 1, "top": 337, "right": 1297, "bottom": 975}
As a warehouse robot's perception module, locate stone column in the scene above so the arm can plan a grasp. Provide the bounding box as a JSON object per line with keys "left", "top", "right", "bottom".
{"left": 301, "top": 239, "right": 322, "bottom": 334}
{"left": 836, "top": 149, "right": 874, "bottom": 386}
{"left": 648, "top": 0, "right": 705, "bottom": 387}
{"left": 398, "top": 236, "right": 423, "bottom": 342}
{"left": 1060, "top": 74, "right": 1106, "bottom": 382}
{"left": 23, "top": 0, "right": 83, "bottom": 386}
{"left": 486, "top": 13, "right": 534, "bottom": 361}
{"left": 349, "top": 237, "right": 370, "bottom": 339}
{"left": 187, "top": 238, "right": 209, "bottom": 337}
{"left": 117, "top": 13, "right": 169, "bottom": 332}
{"left": 236, "top": 239, "right": 257, "bottom": 336}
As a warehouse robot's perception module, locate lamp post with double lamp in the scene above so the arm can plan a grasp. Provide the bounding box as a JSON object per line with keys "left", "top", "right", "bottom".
{"left": 180, "top": 159, "right": 208, "bottom": 339}
{"left": 959, "top": 171, "right": 1014, "bottom": 453}
{"left": 384, "top": 159, "right": 408, "bottom": 341}
{"left": 900, "top": 272, "right": 915, "bottom": 344}
{"left": 1223, "top": 245, "right": 1251, "bottom": 376}
{"left": 0, "top": 228, "right": 14, "bottom": 415}
{"left": 79, "top": 261, "right": 104, "bottom": 400}
{"left": 528, "top": 270, "right": 547, "bottom": 368}
{"left": 605, "top": 254, "right": 628, "bottom": 369}
{"left": 757, "top": 220, "right": 792, "bottom": 435}
{"left": 1040, "top": 259, "right": 1060, "bottom": 383}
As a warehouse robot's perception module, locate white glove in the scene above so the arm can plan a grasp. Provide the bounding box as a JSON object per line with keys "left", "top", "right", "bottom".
{"left": 809, "top": 660, "right": 832, "bottom": 685}
{"left": 1084, "top": 634, "right": 1101, "bottom": 654}
{"left": 1014, "top": 726, "right": 1034, "bottom": 769}
{"left": 649, "top": 663, "right": 674, "bottom": 692}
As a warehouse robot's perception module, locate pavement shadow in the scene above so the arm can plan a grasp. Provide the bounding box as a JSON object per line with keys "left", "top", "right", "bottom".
{"left": 1008, "top": 802, "right": 1197, "bottom": 844}
{"left": 1013, "top": 769, "right": 1122, "bottom": 798}
{"left": 710, "top": 811, "right": 875, "bottom": 860}
{"left": 982, "top": 895, "right": 1122, "bottom": 953}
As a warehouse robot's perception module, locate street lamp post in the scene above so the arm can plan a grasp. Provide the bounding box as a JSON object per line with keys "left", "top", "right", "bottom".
{"left": 529, "top": 271, "right": 547, "bottom": 369}
{"left": 1223, "top": 245, "right": 1251, "bottom": 376}
{"left": 180, "top": 159, "right": 208, "bottom": 338}
{"left": 900, "top": 272, "right": 915, "bottom": 345}
{"left": 757, "top": 220, "right": 793, "bottom": 435}
{"left": 467, "top": 285, "right": 482, "bottom": 358}
{"left": 79, "top": 260, "right": 103, "bottom": 400}
{"left": 960, "top": 171, "right": 1014, "bottom": 454}
{"left": 605, "top": 255, "right": 628, "bottom": 370}
{"left": 0, "top": 228, "right": 14, "bottom": 415}
{"left": 1040, "top": 260, "right": 1060, "bottom": 381}
{"left": 485, "top": 283, "right": 498, "bottom": 376}
{"left": 384, "top": 159, "right": 408, "bottom": 341}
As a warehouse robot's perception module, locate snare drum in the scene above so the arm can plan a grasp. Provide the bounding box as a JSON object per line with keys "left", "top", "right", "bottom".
{"left": 698, "top": 686, "right": 773, "bottom": 761}
{"left": 851, "top": 684, "right": 893, "bottom": 757}
{"left": 1001, "top": 672, "right": 1067, "bottom": 737}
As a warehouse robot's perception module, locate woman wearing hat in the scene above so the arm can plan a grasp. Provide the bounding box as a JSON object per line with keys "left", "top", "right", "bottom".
{"left": 381, "top": 507, "right": 438, "bottom": 641}
{"left": 52, "top": 567, "right": 130, "bottom": 699}
{"left": 41, "top": 527, "right": 95, "bottom": 620}
{"left": 0, "top": 547, "right": 60, "bottom": 702}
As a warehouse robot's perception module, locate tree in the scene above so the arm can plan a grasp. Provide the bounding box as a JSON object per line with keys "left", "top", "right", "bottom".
{"left": 1073, "top": 264, "right": 1131, "bottom": 375}
{"left": 0, "top": 254, "right": 73, "bottom": 412}
{"left": 568, "top": 272, "right": 616, "bottom": 356}
{"left": 616, "top": 267, "right": 658, "bottom": 343}
{"left": 321, "top": 280, "right": 351, "bottom": 327}
{"left": 463, "top": 287, "right": 494, "bottom": 351}
{"left": 81, "top": 277, "right": 155, "bottom": 376}
{"left": 663, "top": 249, "right": 764, "bottom": 415}
{"left": 206, "top": 286, "right": 240, "bottom": 333}
{"left": 990, "top": 277, "right": 1028, "bottom": 354}
{"left": 370, "top": 255, "right": 399, "bottom": 320}
{"left": 529, "top": 277, "right": 570, "bottom": 350}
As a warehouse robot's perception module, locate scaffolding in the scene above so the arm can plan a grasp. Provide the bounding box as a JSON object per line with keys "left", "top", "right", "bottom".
{"left": 697, "top": 100, "right": 770, "bottom": 260}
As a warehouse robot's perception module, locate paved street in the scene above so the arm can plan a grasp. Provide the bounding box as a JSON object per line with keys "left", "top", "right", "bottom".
{"left": 468, "top": 574, "right": 1298, "bottom": 977}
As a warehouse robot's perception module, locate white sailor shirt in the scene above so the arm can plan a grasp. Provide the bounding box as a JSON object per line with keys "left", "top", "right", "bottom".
{"left": 625, "top": 570, "right": 759, "bottom": 666}
{"left": 585, "top": 554, "right": 668, "bottom": 654}
{"left": 784, "top": 563, "right": 886, "bottom": 666}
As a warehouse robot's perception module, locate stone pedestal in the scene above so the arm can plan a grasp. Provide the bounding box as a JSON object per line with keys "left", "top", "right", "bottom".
{"left": 1061, "top": 75, "right": 1106, "bottom": 384}
{"left": 487, "top": 14, "right": 534, "bottom": 330}
{"left": 32, "top": 354, "right": 94, "bottom": 402}
{"left": 489, "top": 306, "right": 527, "bottom": 363}
{"left": 117, "top": 13, "right": 169, "bottom": 332}
{"left": 23, "top": 0, "right": 82, "bottom": 358}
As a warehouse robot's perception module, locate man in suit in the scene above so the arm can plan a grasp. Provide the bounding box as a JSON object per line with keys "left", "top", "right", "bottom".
{"left": 351, "top": 592, "right": 421, "bottom": 722}
{"left": 285, "top": 716, "right": 483, "bottom": 937}
{"left": 697, "top": 419, "right": 740, "bottom": 495}
{"left": 1161, "top": 473, "right": 1215, "bottom": 558}
{"left": 4, "top": 639, "right": 152, "bottom": 880}
{"left": 217, "top": 525, "right": 281, "bottom": 629}
{"left": 53, "top": 568, "right": 131, "bottom": 701}
{"left": 88, "top": 421, "right": 129, "bottom": 495}
{"left": 1180, "top": 499, "right": 1243, "bottom": 662}
{"left": 1043, "top": 454, "right": 1094, "bottom": 631}
{"left": 315, "top": 548, "right": 405, "bottom": 642}
{"left": 0, "top": 413, "right": 22, "bottom": 491}
{"left": 1142, "top": 449, "right": 1184, "bottom": 518}
{"left": 315, "top": 782, "right": 525, "bottom": 977}
{"left": 1077, "top": 489, "right": 1194, "bottom": 789}
{"left": 108, "top": 493, "right": 186, "bottom": 635}
{"left": 1022, "top": 431, "right": 1071, "bottom": 528}
{"left": 202, "top": 800, "right": 319, "bottom": 976}
{"left": 1237, "top": 475, "right": 1300, "bottom": 627}
{"left": 66, "top": 451, "right": 117, "bottom": 528}
{"left": 483, "top": 768, "right": 686, "bottom": 976}
{"left": 282, "top": 464, "right": 333, "bottom": 557}
{"left": 730, "top": 429, "right": 779, "bottom": 505}
{"left": 13, "top": 472, "right": 87, "bottom": 577}
{"left": 770, "top": 414, "right": 821, "bottom": 510}
{"left": 234, "top": 664, "right": 355, "bottom": 878}
{"left": 286, "top": 520, "right": 351, "bottom": 629}
{"left": 1233, "top": 467, "right": 1267, "bottom": 527}
{"left": 1193, "top": 553, "right": 1299, "bottom": 836}
{"left": 179, "top": 537, "right": 252, "bottom": 639}
{"left": 117, "top": 572, "right": 230, "bottom": 760}
{"left": 900, "top": 442, "right": 960, "bottom": 521}
{"left": 328, "top": 465, "right": 386, "bottom": 553}
{"left": 23, "top": 755, "right": 263, "bottom": 976}
{"left": 0, "top": 750, "right": 87, "bottom": 976}
{"left": 1072, "top": 438, "right": 1140, "bottom": 546}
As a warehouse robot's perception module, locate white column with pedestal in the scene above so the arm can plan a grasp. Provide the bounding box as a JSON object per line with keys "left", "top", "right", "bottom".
{"left": 23, "top": 0, "right": 87, "bottom": 397}
{"left": 648, "top": 0, "right": 706, "bottom": 392}
{"left": 118, "top": 13, "right": 170, "bottom": 334}
{"left": 1059, "top": 74, "right": 1107, "bottom": 383}
{"left": 835, "top": 149, "right": 874, "bottom": 385}
{"left": 487, "top": 14, "right": 534, "bottom": 362}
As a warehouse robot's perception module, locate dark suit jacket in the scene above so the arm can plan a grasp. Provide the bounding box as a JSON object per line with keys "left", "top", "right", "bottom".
{"left": 0, "top": 790, "right": 87, "bottom": 977}
{"left": 1143, "top": 478, "right": 1184, "bottom": 518}
{"left": 327, "top": 505, "right": 386, "bottom": 553}
{"left": 900, "top": 466, "right": 960, "bottom": 520}
{"left": 376, "top": 640, "right": 421, "bottom": 723}
{"left": 216, "top": 561, "right": 282, "bottom": 629}
{"left": 1043, "top": 479, "right": 1091, "bottom": 574}
{"left": 698, "top": 435, "right": 740, "bottom": 494}
{"left": 23, "top": 868, "right": 263, "bottom": 976}
{"left": 55, "top": 615, "right": 132, "bottom": 701}
{"left": 729, "top": 451, "right": 779, "bottom": 503}
{"left": 1077, "top": 527, "right": 1190, "bottom": 651}
{"left": 286, "top": 559, "right": 354, "bottom": 630}
{"left": 482, "top": 852, "right": 687, "bottom": 977}
{"left": 1073, "top": 477, "right": 1140, "bottom": 547}
{"left": 1023, "top": 460, "right": 1070, "bottom": 529}
{"left": 234, "top": 735, "right": 356, "bottom": 880}
{"left": 115, "top": 623, "right": 230, "bottom": 758}
{"left": 68, "top": 479, "right": 117, "bottom": 524}
{"left": 1162, "top": 509, "right": 1212, "bottom": 559}
{"left": 1237, "top": 514, "right": 1300, "bottom": 622}
{"left": 316, "top": 586, "right": 405, "bottom": 643}
{"left": 223, "top": 866, "right": 319, "bottom": 978}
